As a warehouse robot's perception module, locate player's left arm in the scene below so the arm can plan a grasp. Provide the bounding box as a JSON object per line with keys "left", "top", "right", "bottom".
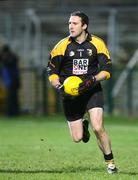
{"left": 95, "top": 70, "right": 111, "bottom": 82}
{"left": 78, "top": 40, "right": 112, "bottom": 94}
{"left": 96, "top": 40, "right": 112, "bottom": 81}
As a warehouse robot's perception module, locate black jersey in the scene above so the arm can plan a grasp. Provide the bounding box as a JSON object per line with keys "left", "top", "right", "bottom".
{"left": 47, "top": 33, "right": 112, "bottom": 83}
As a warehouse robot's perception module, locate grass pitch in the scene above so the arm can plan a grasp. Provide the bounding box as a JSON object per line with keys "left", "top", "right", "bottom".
{"left": 0, "top": 114, "right": 138, "bottom": 180}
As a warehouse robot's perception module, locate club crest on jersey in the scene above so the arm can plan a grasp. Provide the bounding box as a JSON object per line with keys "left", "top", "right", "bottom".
{"left": 69, "top": 51, "right": 75, "bottom": 57}
{"left": 87, "top": 49, "right": 93, "bottom": 56}
{"left": 73, "top": 59, "right": 89, "bottom": 75}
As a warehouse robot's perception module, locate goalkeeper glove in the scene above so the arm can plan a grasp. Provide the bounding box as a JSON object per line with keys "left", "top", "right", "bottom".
{"left": 78, "top": 76, "right": 96, "bottom": 94}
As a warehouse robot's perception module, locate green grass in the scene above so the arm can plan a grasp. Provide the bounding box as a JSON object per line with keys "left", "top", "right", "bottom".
{"left": 0, "top": 114, "right": 138, "bottom": 180}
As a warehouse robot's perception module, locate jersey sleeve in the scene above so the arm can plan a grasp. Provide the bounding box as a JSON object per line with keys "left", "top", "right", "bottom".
{"left": 47, "top": 37, "right": 70, "bottom": 80}
{"left": 47, "top": 51, "right": 64, "bottom": 77}
{"left": 92, "top": 36, "right": 112, "bottom": 76}
{"left": 97, "top": 40, "right": 112, "bottom": 74}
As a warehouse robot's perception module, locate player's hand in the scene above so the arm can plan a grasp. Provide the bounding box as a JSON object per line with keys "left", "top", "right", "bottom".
{"left": 55, "top": 84, "right": 72, "bottom": 98}
{"left": 55, "top": 84, "right": 64, "bottom": 94}
{"left": 78, "top": 76, "right": 96, "bottom": 94}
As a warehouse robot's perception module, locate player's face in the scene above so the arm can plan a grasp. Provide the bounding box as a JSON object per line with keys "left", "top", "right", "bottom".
{"left": 69, "top": 16, "right": 86, "bottom": 38}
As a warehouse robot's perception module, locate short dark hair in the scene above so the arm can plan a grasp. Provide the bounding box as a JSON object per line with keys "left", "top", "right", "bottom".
{"left": 70, "top": 11, "right": 89, "bottom": 32}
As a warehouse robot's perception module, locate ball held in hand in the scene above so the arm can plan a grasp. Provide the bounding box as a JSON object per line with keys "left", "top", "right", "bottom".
{"left": 63, "top": 76, "right": 82, "bottom": 96}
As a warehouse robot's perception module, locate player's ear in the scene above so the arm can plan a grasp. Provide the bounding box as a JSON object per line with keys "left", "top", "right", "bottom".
{"left": 82, "top": 24, "right": 87, "bottom": 31}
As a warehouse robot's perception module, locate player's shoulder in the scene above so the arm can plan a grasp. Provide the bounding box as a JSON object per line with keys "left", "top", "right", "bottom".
{"left": 90, "top": 34, "right": 106, "bottom": 46}
{"left": 90, "top": 34, "right": 110, "bottom": 57}
{"left": 53, "top": 36, "right": 71, "bottom": 50}
{"left": 50, "top": 36, "right": 71, "bottom": 57}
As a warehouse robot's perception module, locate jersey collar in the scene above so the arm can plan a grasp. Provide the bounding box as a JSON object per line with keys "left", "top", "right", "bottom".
{"left": 69, "top": 32, "right": 92, "bottom": 43}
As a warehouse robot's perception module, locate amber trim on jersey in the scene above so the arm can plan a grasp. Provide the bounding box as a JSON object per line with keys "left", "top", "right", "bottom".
{"left": 48, "top": 33, "right": 112, "bottom": 81}
{"left": 49, "top": 74, "right": 59, "bottom": 82}
{"left": 50, "top": 34, "right": 110, "bottom": 60}
{"left": 91, "top": 35, "right": 110, "bottom": 59}
{"left": 101, "top": 71, "right": 111, "bottom": 79}
{"left": 50, "top": 36, "right": 71, "bottom": 59}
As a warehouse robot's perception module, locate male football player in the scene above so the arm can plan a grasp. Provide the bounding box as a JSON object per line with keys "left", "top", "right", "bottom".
{"left": 47, "top": 11, "right": 117, "bottom": 174}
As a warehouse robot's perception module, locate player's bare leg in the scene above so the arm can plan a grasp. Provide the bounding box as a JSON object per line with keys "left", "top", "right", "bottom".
{"left": 67, "top": 118, "right": 90, "bottom": 143}
{"left": 89, "top": 108, "right": 111, "bottom": 153}
{"left": 67, "top": 119, "right": 83, "bottom": 142}
{"left": 88, "top": 108, "right": 117, "bottom": 174}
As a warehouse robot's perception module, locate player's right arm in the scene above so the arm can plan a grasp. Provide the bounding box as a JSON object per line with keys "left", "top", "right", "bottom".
{"left": 47, "top": 37, "right": 70, "bottom": 89}
{"left": 47, "top": 53, "right": 62, "bottom": 88}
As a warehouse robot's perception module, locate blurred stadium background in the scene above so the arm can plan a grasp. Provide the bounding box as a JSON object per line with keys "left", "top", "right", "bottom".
{"left": 0, "top": 0, "right": 138, "bottom": 116}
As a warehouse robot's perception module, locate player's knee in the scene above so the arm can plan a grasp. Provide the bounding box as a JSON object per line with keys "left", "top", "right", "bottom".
{"left": 72, "top": 134, "right": 82, "bottom": 143}
{"left": 93, "top": 125, "right": 104, "bottom": 135}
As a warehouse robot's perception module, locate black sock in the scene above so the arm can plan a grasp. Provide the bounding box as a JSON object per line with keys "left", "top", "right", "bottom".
{"left": 104, "top": 152, "right": 114, "bottom": 161}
